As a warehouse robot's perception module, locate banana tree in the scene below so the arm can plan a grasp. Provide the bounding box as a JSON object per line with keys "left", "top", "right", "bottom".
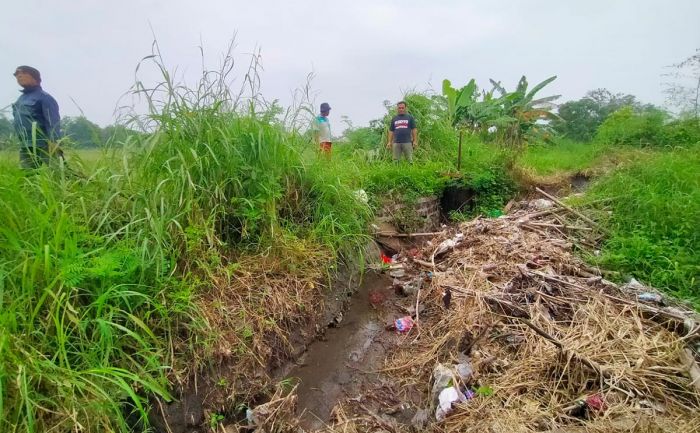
{"left": 494, "top": 75, "right": 561, "bottom": 147}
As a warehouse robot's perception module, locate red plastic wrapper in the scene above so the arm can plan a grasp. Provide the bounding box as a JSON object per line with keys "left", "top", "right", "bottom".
{"left": 394, "top": 316, "right": 415, "bottom": 333}
{"left": 585, "top": 394, "right": 606, "bottom": 412}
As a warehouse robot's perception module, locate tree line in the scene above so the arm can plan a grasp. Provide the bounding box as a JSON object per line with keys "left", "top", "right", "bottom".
{"left": 0, "top": 114, "right": 139, "bottom": 149}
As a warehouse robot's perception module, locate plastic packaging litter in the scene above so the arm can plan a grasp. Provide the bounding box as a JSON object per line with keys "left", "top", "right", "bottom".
{"left": 400, "top": 277, "right": 423, "bottom": 296}
{"left": 435, "top": 386, "right": 466, "bottom": 421}
{"left": 431, "top": 363, "right": 453, "bottom": 400}
{"left": 389, "top": 269, "right": 406, "bottom": 278}
{"left": 585, "top": 394, "right": 606, "bottom": 412}
{"left": 353, "top": 189, "right": 369, "bottom": 204}
{"left": 380, "top": 253, "right": 393, "bottom": 264}
{"left": 434, "top": 233, "right": 464, "bottom": 256}
{"left": 638, "top": 292, "right": 663, "bottom": 304}
{"left": 532, "top": 198, "right": 554, "bottom": 210}
{"left": 394, "top": 316, "right": 415, "bottom": 333}
{"left": 455, "top": 362, "right": 474, "bottom": 381}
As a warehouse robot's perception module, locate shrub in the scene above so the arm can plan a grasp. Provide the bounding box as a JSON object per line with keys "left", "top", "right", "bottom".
{"left": 584, "top": 147, "right": 700, "bottom": 303}
{"left": 596, "top": 106, "right": 668, "bottom": 146}
{"left": 662, "top": 117, "right": 700, "bottom": 146}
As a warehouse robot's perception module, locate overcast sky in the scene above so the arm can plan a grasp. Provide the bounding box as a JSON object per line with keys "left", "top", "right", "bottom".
{"left": 1, "top": 0, "right": 698, "bottom": 129}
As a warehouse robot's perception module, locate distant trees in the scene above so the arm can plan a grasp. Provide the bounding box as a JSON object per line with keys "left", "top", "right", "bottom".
{"left": 62, "top": 116, "right": 103, "bottom": 148}
{"left": 0, "top": 113, "right": 138, "bottom": 149}
{"left": 553, "top": 89, "right": 649, "bottom": 141}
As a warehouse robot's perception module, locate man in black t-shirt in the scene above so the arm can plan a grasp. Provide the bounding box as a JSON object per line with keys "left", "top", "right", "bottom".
{"left": 387, "top": 101, "right": 417, "bottom": 163}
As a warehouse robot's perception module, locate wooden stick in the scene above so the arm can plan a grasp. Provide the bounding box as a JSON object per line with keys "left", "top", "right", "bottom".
{"left": 375, "top": 231, "right": 445, "bottom": 238}
{"left": 517, "top": 207, "right": 567, "bottom": 221}
{"left": 535, "top": 187, "right": 608, "bottom": 233}
{"left": 680, "top": 348, "right": 700, "bottom": 392}
{"left": 412, "top": 258, "right": 452, "bottom": 271}
{"left": 526, "top": 222, "right": 594, "bottom": 231}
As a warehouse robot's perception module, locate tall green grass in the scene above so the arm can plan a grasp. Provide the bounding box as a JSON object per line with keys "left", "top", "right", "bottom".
{"left": 0, "top": 47, "right": 372, "bottom": 432}
{"left": 518, "top": 139, "right": 609, "bottom": 176}
{"left": 582, "top": 146, "right": 700, "bottom": 304}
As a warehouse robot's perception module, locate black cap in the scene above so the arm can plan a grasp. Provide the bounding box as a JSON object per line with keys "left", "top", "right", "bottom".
{"left": 14, "top": 65, "right": 42, "bottom": 83}
{"left": 320, "top": 102, "right": 331, "bottom": 112}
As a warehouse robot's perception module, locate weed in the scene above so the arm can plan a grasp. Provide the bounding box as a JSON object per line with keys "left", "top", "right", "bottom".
{"left": 581, "top": 146, "right": 700, "bottom": 304}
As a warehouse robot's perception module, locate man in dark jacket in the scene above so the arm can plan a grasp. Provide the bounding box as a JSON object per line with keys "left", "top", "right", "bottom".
{"left": 12, "top": 65, "right": 63, "bottom": 168}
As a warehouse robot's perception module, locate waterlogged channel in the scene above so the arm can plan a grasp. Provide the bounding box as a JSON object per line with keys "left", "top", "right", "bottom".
{"left": 284, "top": 271, "right": 398, "bottom": 431}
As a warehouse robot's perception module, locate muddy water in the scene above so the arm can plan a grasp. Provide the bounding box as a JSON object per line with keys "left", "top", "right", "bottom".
{"left": 285, "top": 271, "right": 396, "bottom": 431}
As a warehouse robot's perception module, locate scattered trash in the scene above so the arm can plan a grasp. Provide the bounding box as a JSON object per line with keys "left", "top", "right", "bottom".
{"left": 442, "top": 287, "right": 452, "bottom": 309}
{"left": 246, "top": 408, "right": 256, "bottom": 426}
{"left": 431, "top": 363, "right": 454, "bottom": 401}
{"left": 435, "top": 386, "right": 467, "bottom": 421}
{"left": 331, "top": 311, "right": 343, "bottom": 326}
{"left": 487, "top": 209, "right": 504, "bottom": 218}
{"left": 399, "top": 277, "right": 422, "bottom": 296}
{"left": 638, "top": 399, "right": 667, "bottom": 413}
{"left": 393, "top": 316, "right": 415, "bottom": 333}
{"left": 621, "top": 277, "right": 646, "bottom": 292}
{"left": 585, "top": 394, "right": 606, "bottom": 413}
{"left": 405, "top": 304, "right": 426, "bottom": 316}
{"left": 353, "top": 189, "right": 369, "bottom": 204}
{"left": 455, "top": 361, "right": 473, "bottom": 381}
{"left": 434, "top": 233, "right": 464, "bottom": 256}
{"left": 638, "top": 292, "right": 663, "bottom": 304}
{"left": 380, "top": 253, "right": 393, "bottom": 264}
{"left": 389, "top": 269, "right": 406, "bottom": 278}
{"left": 532, "top": 198, "right": 554, "bottom": 210}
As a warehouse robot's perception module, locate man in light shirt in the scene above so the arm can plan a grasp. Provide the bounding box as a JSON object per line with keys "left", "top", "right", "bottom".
{"left": 314, "top": 102, "right": 332, "bottom": 155}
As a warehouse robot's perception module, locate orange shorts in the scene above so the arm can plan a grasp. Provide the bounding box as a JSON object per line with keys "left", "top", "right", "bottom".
{"left": 320, "top": 141, "right": 332, "bottom": 153}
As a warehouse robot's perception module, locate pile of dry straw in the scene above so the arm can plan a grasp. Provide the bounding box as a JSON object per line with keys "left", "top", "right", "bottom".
{"left": 331, "top": 193, "right": 700, "bottom": 433}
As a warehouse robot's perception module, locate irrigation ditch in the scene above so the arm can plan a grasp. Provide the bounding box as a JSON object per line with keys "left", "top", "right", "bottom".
{"left": 152, "top": 170, "right": 700, "bottom": 433}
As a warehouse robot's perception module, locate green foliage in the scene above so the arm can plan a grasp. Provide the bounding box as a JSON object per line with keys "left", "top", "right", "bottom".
{"left": 0, "top": 164, "right": 176, "bottom": 432}
{"left": 442, "top": 75, "right": 560, "bottom": 147}
{"left": 475, "top": 385, "right": 494, "bottom": 397}
{"left": 596, "top": 106, "right": 669, "bottom": 146}
{"left": 554, "top": 89, "right": 639, "bottom": 141}
{"left": 518, "top": 139, "right": 610, "bottom": 176}
{"left": 468, "top": 168, "right": 517, "bottom": 214}
{"left": 209, "top": 413, "right": 225, "bottom": 429}
{"left": 446, "top": 162, "right": 517, "bottom": 219}
{"left": 0, "top": 47, "right": 372, "bottom": 433}
{"left": 63, "top": 116, "right": 103, "bottom": 148}
{"left": 363, "top": 161, "right": 449, "bottom": 199}
{"left": 343, "top": 126, "right": 382, "bottom": 150}
{"left": 583, "top": 147, "right": 700, "bottom": 303}
{"left": 662, "top": 117, "right": 700, "bottom": 145}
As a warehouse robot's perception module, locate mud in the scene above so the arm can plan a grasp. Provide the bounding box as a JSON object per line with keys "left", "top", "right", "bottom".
{"left": 280, "top": 271, "right": 399, "bottom": 431}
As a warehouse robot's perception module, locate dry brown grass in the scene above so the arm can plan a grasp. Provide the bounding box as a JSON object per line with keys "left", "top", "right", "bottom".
{"left": 324, "top": 199, "right": 700, "bottom": 433}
